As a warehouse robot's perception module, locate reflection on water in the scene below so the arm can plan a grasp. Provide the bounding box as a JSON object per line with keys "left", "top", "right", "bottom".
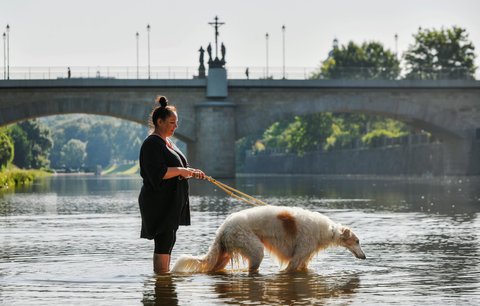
{"left": 143, "top": 275, "right": 179, "bottom": 306}
{"left": 143, "top": 272, "right": 361, "bottom": 305}
{"left": 211, "top": 272, "right": 361, "bottom": 304}
{"left": 1, "top": 174, "right": 479, "bottom": 305}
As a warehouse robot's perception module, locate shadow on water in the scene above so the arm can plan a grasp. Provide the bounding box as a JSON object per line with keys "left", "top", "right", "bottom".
{"left": 141, "top": 272, "right": 361, "bottom": 305}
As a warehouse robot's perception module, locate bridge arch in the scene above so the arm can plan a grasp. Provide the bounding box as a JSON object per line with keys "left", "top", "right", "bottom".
{"left": 230, "top": 82, "right": 478, "bottom": 141}
{"left": 0, "top": 82, "right": 201, "bottom": 143}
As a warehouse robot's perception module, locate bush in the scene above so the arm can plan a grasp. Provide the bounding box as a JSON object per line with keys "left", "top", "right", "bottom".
{"left": 0, "top": 132, "right": 14, "bottom": 169}
{"left": 0, "top": 166, "right": 50, "bottom": 189}
{"left": 361, "top": 129, "right": 406, "bottom": 147}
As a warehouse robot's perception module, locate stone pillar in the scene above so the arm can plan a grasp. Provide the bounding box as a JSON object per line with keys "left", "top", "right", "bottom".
{"left": 188, "top": 67, "right": 236, "bottom": 178}
{"left": 189, "top": 101, "right": 236, "bottom": 178}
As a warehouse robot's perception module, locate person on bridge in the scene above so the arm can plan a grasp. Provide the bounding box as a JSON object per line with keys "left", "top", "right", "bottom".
{"left": 138, "top": 95, "right": 206, "bottom": 273}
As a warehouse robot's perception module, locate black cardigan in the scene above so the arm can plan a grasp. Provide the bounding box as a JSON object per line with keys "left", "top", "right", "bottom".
{"left": 138, "top": 135, "right": 191, "bottom": 239}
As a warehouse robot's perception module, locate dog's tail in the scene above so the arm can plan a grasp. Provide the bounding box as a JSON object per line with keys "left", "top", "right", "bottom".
{"left": 171, "top": 235, "right": 225, "bottom": 273}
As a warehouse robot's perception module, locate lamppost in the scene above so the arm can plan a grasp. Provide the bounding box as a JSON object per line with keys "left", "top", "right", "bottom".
{"left": 136, "top": 32, "right": 139, "bottom": 79}
{"left": 394, "top": 33, "right": 398, "bottom": 59}
{"left": 282, "top": 25, "right": 286, "bottom": 79}
{"left": 265, "top": 32, "right": 269, "bottom": 78}
{"left": 6, "top": 24, "right": 10, "bottom": 80}
{"left": 147, "top": 24, "right": 151, "bottom": 79}
{"left": 2, "top": 32, "right": 5, "bottom": 80}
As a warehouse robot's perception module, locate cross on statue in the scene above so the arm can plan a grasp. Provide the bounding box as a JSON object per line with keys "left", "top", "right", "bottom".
{"left": 208, "top": 16, "right": 225, "bottom": 60}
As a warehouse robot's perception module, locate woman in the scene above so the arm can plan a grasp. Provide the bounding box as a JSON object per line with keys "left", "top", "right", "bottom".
{"left": 138, "top": 96, "right": 205, "bottom": 273}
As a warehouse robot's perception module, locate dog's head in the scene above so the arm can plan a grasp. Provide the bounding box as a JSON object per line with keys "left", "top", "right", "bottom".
{"left": 338, "top": 227, "right": 366, "bottom": 260}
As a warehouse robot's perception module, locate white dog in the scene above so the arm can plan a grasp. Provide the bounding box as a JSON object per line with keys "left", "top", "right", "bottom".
{"left": 172, "top": 205, "right": 366, "bottom": 273}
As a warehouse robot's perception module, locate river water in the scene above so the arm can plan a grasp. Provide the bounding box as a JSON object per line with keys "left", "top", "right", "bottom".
{"left": 0, "top": 174, "right": 479, "bottom": 305}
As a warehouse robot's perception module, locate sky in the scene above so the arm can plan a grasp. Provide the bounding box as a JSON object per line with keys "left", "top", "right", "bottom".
{"left": 2, "top": 0, "right": 480, "bottom": 77}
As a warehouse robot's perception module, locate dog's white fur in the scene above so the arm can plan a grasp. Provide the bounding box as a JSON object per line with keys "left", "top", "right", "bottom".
{"left": 172, "top": 205, "right": 366, "bottom": 273}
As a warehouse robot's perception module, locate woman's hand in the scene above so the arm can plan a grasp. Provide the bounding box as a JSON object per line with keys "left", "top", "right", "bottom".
{"left": 186, "top": 168, "right": 206, "bottom": 180}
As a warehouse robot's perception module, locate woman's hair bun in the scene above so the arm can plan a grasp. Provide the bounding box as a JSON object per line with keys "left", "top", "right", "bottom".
{"left": 156, "top": 96, "right": 168, "bottom": 108}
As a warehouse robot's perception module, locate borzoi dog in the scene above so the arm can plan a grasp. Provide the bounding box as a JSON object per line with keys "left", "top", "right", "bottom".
{"left": 172, "top": 205, "right": 366, "bottom": 273}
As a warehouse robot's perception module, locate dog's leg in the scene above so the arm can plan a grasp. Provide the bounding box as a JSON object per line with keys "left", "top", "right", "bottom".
{"left": 285, "top": 249, "right": 314, "bottom": 272}
{"left": 238, "top": 236, "right": 264, "bottom": 272}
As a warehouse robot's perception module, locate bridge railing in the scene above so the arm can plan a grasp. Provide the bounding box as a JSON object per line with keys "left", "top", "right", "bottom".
{"left": 0, "top": 66, "right": 476, "bottom": 80}
{"left": 0, "top": 65, "right": 318, "bottom": 80}
{"left": 0, "top": 66, "right": 199, "bottom": 80}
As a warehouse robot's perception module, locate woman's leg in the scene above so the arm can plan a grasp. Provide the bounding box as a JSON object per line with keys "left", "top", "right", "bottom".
{"left": 153, "top": 230, "right": 177, "bottom": 273}
{"left": 153, "top": 253, "right": 170, "bottom": 273}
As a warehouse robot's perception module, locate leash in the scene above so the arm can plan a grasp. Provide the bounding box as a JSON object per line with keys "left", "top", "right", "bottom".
{"left": 205, "top": 176, "right": 268, "bottom": 206}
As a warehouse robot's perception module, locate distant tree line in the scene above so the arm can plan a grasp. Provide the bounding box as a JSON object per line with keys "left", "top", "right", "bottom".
{"left": 237, "top": 26, "right": 477, "bottom": 167}
{"left": 0, "top": 115, "right": 146, "bottom": 171}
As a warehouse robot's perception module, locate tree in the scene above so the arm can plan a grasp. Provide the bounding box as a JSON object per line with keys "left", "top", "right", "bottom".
{"left": 7, "top": 120, "right": 53, "bottom": 169}
{"left": 0, "top": 131, "right": 14, "bottom": 169}
{"left": 404, "top": 26, "right": 477, "bottom": 80}
{"left": 259, "top": 114, "right": 335, "bottom": 155}
{"left": 123, "top": 136, "right": 142, "bottom": 161}
{"left": 85, "top": 133, "right": 112, "bottom": 168}
{"left": 311, "top": 41, "right": 400, "bottom": 80}
{"left": 111, "top": 121, "right": 146, "bottom": 161}
{"left": 60, "top": 139, "right": 86, "bottom": 170}
{"left": 84, "top": 123, "right": 113, "bottom": 167}
{"left": 7, "top": 124, "right": 32, "bottom": 168}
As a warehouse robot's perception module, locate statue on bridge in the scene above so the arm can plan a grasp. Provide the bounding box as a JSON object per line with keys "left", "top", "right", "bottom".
{"left": 198, "top": 46, "right": 206, "bottom": 78}
{"left": 207, "top": 16, "right": 226, "bottom": 69}
{"left": 221, "top": 43, "right": 226, "bottom": 64}
{"left": 207, "top": 43, "right": 213, "bottom": 65}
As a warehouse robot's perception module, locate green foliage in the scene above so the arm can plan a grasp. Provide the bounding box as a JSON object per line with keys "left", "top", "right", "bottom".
{"left": 6, "top": 120, "right": 53, "bottom": 169}
{"left": 404, "top": 26, "right": 477, "bottom": 80}
{"left": 60, "top": 139, "right": 86, "bottom": 170}
{"left": 311, "top": 41, "right": 400, "bottom": 80}
{"left": 0, "top": 166, "right": 50, "bottom": 190}
{"left": 0, "top": 130, "right": 14, "bottom": 169}
{"left": 85, "top": 124, "right": 113, "bottom": 168}
{"left": 258, "top": 114, "right": 335, "bottom": 155}
{"left": 255, "top": 113, "right": 413, "bottom": 156}
{"left": 7, "top": 125, "right": 32, "bottom": 168}
{"left": 361, "top": 129, "right": 407, "bottom": 147}
{"left": 43, "top": 115, "right": 147, "bottom": 170}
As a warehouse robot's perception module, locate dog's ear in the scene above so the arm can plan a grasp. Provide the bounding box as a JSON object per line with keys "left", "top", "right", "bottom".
{"left": 340, "top": 227, "right": 351, "bottom": 239}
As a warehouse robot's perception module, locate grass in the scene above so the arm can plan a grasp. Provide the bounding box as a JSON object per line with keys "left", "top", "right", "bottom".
{"left": 101, "top": 162, "right": 139, "bottom": 175}
{"left": 0, "top": 165, "right": 52, "bottom": 190}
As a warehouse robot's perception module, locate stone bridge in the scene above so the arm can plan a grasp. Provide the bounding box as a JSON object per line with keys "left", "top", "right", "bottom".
{"left": 1, "top": 73, "right": 479, "bottom": 177}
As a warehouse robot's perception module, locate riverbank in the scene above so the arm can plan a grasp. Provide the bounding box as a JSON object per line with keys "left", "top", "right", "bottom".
{"left": 101, "top": 163, "right": 139, "bottom": 175}
{"left": 0, "top": 167, "right": 52, "bottom": 190}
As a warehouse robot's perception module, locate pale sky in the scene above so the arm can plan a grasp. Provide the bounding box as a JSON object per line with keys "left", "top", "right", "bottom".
{"left": 2, "top": 0, "right": 480, "bottom": 77}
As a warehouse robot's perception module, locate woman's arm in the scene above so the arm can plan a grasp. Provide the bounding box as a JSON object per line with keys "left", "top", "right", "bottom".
{"left": 163, "top": 167, "right": 206, "bottom": 180}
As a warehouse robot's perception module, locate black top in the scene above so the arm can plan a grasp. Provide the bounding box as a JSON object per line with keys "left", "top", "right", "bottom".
{"left": 138, "top": 135, "right": 191, "bottom": 239}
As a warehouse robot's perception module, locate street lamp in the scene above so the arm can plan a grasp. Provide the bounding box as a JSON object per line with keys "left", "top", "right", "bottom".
{"left": 265, "top": 32, "right": 269, "bottom": 78}
{"left": 6, "top": 24, "right": 10, "bottom": 80}
{"left": 147, "top": 24, "right": 151, "bottom": 79}
{"left": 394, "top": 33, "right": 398, "bottom": 59}
{"left": 282, "top": 25, "right": 286, "bottom": 79}
{"left": 2, "top": 32, "right": 5, "bottom": 80}
{"left": 136, "top": 32, "right": 139, "bottom": 79}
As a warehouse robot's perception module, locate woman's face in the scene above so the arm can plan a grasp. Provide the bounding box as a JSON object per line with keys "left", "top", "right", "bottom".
{"left": 157, "top": 112, "right": 178, "bottom": 138}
